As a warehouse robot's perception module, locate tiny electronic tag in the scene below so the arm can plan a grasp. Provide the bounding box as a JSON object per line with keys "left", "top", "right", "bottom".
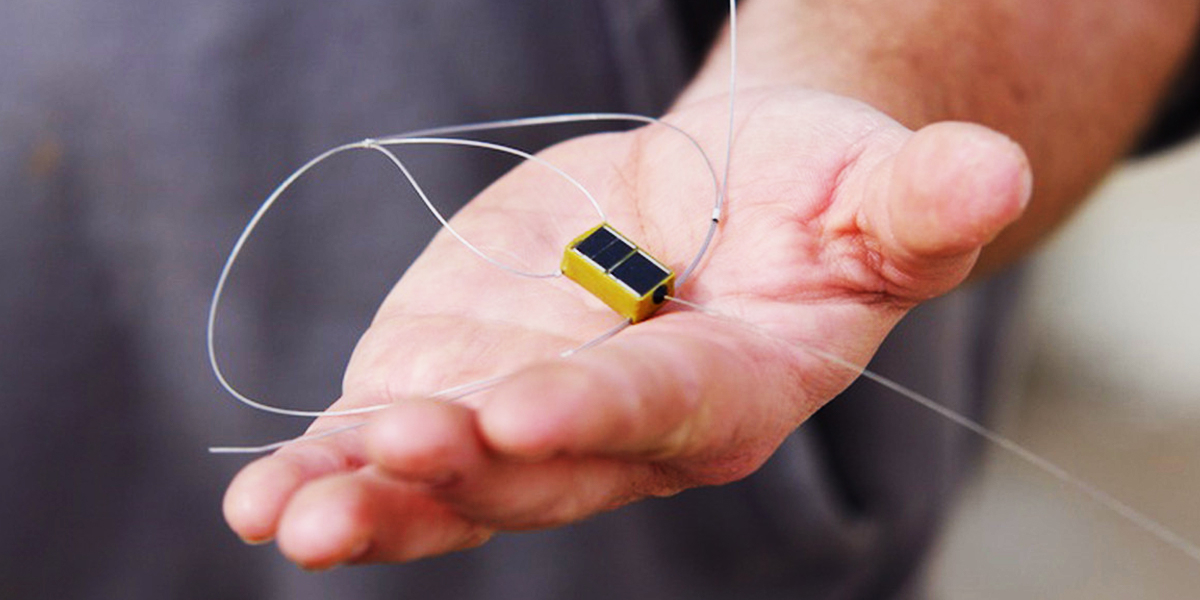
{"left": 561, "top": 223, "right": 675, "bottom": 323}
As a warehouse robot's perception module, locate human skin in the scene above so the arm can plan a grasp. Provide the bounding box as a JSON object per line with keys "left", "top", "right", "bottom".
{"left": 222, "top": 0, "right": 1200, "bottom": 569}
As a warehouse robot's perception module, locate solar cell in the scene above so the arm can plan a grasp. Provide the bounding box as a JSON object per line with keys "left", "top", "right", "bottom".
{"left": 611, "top": 252, "right": 669, "bottom": 296}
{"left": 574, "top": 227, "right": 618, "bottom": 259}
{"left": 589, "top": 238, "right": 635, "bottom": 270}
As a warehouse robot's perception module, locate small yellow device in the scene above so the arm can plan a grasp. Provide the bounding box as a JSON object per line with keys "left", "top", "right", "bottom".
{"left": 561, "top": 223, "right": 675, "bottom": 323}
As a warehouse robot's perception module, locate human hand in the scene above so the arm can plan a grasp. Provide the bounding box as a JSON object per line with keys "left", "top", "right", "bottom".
{"left": 222, "top": 86, "right": 1030, "bottom": 569}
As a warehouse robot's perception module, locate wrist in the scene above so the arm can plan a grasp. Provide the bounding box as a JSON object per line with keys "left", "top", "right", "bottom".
{"left": 675, "top": 0, "right": 1199, "bottom": 275}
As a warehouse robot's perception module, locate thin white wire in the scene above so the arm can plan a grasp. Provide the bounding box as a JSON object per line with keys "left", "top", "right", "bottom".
{"left": 207, "top": 141, "right": 391, "bottom": 418}
{"left": 207, "top": 370, "right": 510, "bottom": 454}
{"left": 207, "top": 118, "right": 723, "bottom": 419}
{"left": 379, "top": 112, "right": 725, "bottom": 285}
{"left": 207, "top": 370, "right": 513, "bottom": 454}
{"left": 364, "top": 136, "right": 604, "bottom": 279}
{"left": 208, "top": 318, "right": 631, "bottom": 454}
{"left": 664, "top": 295, "right": 1200, "bottom": 567}
{"left": 207, "top": 3, "right": 734, "bottom": 435}
{"left": 206, "top": 133, "right": 612, "bottom": 418}
{"left": 560, "top": 319, "right": 630, "bottom": 357}
{"left": 210, "top": 422, "right": 368, "bottom": 455}
{"left": 678, "top": 0, "right": 737, "bottom": 285}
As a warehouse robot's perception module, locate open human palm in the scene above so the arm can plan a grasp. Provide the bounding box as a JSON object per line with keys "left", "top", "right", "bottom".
{"left": 223, "top": 87, "right": 1031, "bottom": 569}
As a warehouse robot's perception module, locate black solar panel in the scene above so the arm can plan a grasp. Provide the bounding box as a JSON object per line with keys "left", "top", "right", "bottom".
{"left": 611, "top": 252, "right": 669, "bottom": 296}
{"left": 575, "top": 227, "right": 634, "bottom": 270}
{"left": 574, "top": 227, "right": 618, "bottom": 258}
{"left": 591, "top": 240, "right": 634, "bottom": 270}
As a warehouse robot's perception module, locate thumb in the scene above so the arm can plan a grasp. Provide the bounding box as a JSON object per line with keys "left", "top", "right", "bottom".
{"left": 857, "top": 121, "right": 1032, "bottom": 299}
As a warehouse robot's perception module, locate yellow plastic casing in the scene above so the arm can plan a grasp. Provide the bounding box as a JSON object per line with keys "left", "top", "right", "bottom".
{"left": 561, "top": 223, "right": 675, "bottom": 323}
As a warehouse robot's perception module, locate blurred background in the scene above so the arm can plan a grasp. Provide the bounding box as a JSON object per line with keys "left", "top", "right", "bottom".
{"left": 928, "top": 139, "right": 1200, "bottom": 597}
